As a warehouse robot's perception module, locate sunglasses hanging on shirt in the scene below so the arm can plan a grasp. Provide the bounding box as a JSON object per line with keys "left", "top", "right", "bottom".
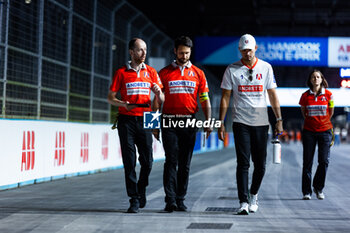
{"left": 248, "top": 69, "right": 253, "bottom": 82}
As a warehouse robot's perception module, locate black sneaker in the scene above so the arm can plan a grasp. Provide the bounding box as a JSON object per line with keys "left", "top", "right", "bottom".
{"left": 127, "top": 198, "right": 139, "bottom": 213}
{"left": 139, "top": 193, "right": 147, "bottom": 208}
{"left": 176, "top": 200, "right": 187, "bottom": 211}
{"left": 164, "top": 203, "right": 177, "bottom": 212}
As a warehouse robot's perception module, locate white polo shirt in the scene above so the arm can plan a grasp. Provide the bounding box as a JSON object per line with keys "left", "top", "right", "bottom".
{"left": 221, "top": 58, "right": 277, "bottom": 126}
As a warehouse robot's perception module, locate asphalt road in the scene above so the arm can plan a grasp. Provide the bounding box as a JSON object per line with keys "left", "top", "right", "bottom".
{"left": 0, "top": 143, "right": 350, "bottom": 233}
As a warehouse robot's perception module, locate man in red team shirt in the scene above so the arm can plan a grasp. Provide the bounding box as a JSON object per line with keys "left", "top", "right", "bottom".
{"left": 155, "top": 36, "right": 212, "bottom": 212}
{"left": 107, "top": 38, "right": 164, "bottom": 213}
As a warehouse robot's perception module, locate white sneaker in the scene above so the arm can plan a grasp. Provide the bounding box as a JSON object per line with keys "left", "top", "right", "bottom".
{"left": 313, "top": 188, "right": 325, "bottom": 200}
{"left": 237, "top": 202, "right": 249, "bottom": 215}
{"left": 317, "top": 192, "right": 325, "bottom": 200}
{"left": 303, "top": 194, "right": 311, "bottom": 200}
{"left": 249, "top": 194, "right": 259, "bottom": 213}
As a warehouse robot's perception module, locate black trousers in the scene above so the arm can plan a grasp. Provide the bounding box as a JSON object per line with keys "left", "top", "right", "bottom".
{"left": 302, "top": 129, "right": 332, "bottom": 195}
{"left": 117, "top": 114, "right": 153, "bottom": 199}
{"left": 162, "top": 124, "right": 197, "bottom": 204}
{"left": 232, "top": 122, "right": 269, "bottom": 203}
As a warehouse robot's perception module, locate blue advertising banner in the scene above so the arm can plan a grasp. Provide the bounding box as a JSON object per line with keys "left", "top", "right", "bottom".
{"left": 195, "top": 36, "right": 329, "bottom": 67}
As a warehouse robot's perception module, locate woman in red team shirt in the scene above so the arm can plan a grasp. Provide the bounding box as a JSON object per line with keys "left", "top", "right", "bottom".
{"left": 299, "top": 69, "right": 334, "bottom": 200}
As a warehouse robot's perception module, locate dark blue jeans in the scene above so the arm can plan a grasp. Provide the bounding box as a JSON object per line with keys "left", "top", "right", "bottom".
{"left": 302, "top": 129, "right": 332, "bottom": 195}
{"left": 232, "top": 122, "right": 269, "bottom": 203}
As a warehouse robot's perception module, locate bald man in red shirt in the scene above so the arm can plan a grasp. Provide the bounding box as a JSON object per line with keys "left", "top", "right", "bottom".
{"left": 108, "top": 38, "right": 164, "bottom": 213}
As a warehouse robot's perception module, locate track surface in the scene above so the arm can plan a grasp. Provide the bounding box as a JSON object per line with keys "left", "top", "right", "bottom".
{"left": 1, "top": 143, "right": 350, "bottom": 232}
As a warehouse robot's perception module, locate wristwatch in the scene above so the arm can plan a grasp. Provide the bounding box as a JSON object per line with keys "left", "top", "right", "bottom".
{"left": 276, "top": 117, "right": 283, "bottom": 122}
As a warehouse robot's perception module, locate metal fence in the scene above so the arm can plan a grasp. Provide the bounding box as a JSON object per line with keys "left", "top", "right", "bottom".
{"left": 0, "top": 0, "right": 173, "bottom": 123}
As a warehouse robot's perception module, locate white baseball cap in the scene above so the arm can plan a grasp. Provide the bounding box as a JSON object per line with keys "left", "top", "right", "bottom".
{"left": 238, "top": 34, "right": 256, "bottom": 50}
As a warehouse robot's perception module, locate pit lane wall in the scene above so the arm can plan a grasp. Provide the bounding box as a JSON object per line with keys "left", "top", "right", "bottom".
{"left": 0, "top": 119, "right": 234, "bottom": 190}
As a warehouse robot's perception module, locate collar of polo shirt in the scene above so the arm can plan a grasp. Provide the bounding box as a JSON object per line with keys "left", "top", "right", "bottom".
{"left": 309, "top": 87, "right": 325, "bottom": 95}
{"left": 172, "top": 60, "right": 192, "bottom": 68}
{"left": 126, "top": 61, "right": 146, "bottom": 71}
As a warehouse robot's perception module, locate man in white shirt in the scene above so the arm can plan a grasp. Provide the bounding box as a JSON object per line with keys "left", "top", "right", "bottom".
{"left": 218, "top": 34, "right": 283, "bottom": 215}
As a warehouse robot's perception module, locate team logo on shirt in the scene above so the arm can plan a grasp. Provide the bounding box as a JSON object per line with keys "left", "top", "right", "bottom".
{"left": 168, "top": 80, "right": 196, "bottom": 94}
{"left": 144, "top": 72, "right": 150, "bottom": 78}
{"left": 188, "top": 71, "right": 195, "bottom": 77}
{"left": 256, "top": 73, "right": 262, "bottom": 80}
{"left": 126, "top": 82, "right": 150, "bottom": 95}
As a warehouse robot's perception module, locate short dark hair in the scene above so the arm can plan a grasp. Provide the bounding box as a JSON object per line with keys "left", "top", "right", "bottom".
{"left": 307, "top": 69, "right": 329, "bottom": 89}
{"left": 128, "top": 38, "right": 139, "bottom": 50}
{"left": 174, "top": 36, "right": 193, "bottom": 49}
